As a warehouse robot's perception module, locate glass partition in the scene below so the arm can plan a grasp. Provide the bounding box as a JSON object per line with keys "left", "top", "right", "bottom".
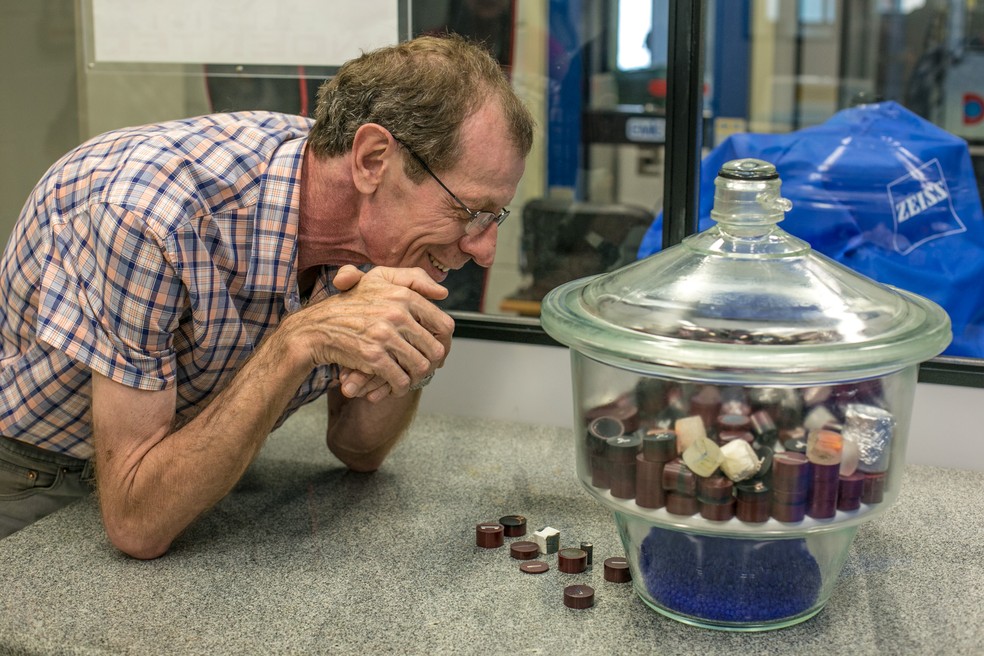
{"left": 0, "top": 0, "right": 981, "bottom": 383}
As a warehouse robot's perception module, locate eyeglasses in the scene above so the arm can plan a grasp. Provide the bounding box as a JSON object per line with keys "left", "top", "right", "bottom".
{"left": 395, "top": 139, "right": 509, "bottom": 236}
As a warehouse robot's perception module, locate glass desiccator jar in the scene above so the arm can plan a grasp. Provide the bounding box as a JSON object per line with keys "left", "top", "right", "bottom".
{"left": 540, "top": 158, "right": 951, "bottom": 631}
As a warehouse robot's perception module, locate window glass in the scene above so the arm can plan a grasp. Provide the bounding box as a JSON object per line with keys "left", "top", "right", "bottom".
{"left": 1, "top": 0, "right": 981, "bottom": 363}
{"left": 682, "top": 0, "right": 984, "bottom": 360}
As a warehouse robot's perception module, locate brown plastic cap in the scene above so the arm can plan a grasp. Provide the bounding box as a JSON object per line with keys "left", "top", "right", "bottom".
{"left": 603, "top": 557, "right": 632, "bottom": 583}
{"left": 563, "top": 585, "right": 595, "bottom": 609}
{"left": 499, "top": 514, "right": 528, "bottom": 537}
{"left": 509, "top": 541, "right": 540, "bottom": 560}
{"left": 520, "top": 561, "right": 550, "bottom": 574}
{"left": 475, "top": 523, "right": 504, "bottom": 549}
{"left": 558, "top": 548, "right": 588, "bottom": 573}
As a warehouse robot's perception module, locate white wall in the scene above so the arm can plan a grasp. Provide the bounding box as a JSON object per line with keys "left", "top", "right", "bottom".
{"left": 0, "top": 0, "right": 79, "bottom": 246}
{"left": 420, "top": 338, "right": 983, "bottom": 472}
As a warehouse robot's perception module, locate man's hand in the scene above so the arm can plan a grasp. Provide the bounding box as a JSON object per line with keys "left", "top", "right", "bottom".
{"left": 301, "top": 265, "right": 454, "bottom": 403}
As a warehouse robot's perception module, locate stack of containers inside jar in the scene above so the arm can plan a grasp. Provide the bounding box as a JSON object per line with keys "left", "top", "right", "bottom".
{"left": 585, "top": 377, "right": 892, "bottom": 525}
{"left": 541, "top": 158, "right": 952, "bottom": 630}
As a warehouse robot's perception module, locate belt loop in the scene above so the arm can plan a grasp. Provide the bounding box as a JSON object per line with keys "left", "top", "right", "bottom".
{"left": 80, "top": 458, "right": 96, "bottom": 483}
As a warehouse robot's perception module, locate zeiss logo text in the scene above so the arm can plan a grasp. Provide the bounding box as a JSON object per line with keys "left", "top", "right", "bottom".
{"left": 894, "top": 180, "right": 949, "bottom": 223}
{"left": 886, "top": 159, "right": 966, "bottom": 255}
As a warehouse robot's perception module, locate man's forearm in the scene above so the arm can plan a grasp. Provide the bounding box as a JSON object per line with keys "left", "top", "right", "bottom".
{"left": 325, "top": 387, "right": 421, "bottom": 472}
{"left": 93, "top": 325, "right": 313, "bottom": 558}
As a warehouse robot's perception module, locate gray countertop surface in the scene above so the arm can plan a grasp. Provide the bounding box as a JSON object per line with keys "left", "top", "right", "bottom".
{"left": 1, "top": 402, "right": 982, "bottom": 655}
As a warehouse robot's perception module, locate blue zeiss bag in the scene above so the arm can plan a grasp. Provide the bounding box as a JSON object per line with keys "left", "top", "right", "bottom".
{"left": 638, "top": 101, "right": 984, "bottom": 358}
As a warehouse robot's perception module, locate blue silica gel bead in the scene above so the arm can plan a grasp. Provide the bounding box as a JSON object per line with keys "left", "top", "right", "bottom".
{"left": 639, "top": 527, "right": 821, "bottom": 623}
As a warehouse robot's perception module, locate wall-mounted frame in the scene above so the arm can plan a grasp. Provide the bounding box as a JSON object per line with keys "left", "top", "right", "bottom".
{"left": 81, "top": 0, "right": 410, "bottom": 75}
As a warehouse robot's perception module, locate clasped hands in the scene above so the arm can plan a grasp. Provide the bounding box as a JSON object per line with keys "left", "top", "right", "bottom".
{"left": 303, "top": 264, "right": 454, "bottom": 403}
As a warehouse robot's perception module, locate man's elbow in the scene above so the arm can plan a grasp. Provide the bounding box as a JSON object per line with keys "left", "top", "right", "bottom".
{"left": 332, "top": 449, "right": 386, "bottom": 473}
{"left": 327, "top": 440, "right": 392, "bottom": 473}
{"left": 104, "top": 519, "right": 173, "bottom": 560}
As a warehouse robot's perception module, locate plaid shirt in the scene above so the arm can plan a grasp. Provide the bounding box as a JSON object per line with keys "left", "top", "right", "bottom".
{"left": 0, "top": 112, "right": 342, "bottom": 459}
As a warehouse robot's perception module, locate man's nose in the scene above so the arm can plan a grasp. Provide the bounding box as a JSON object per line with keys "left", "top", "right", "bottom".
{"left": 459, "top": 223, "right": 498, "bottom": 267}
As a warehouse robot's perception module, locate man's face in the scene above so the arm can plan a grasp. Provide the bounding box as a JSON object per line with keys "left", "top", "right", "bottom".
{"left": 360, "top": 103, "right": 526, "bottom": 283}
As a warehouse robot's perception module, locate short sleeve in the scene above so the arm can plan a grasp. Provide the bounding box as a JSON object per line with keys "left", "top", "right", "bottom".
{"left": 36, "top": 203, "right": 183, "bottom": 390}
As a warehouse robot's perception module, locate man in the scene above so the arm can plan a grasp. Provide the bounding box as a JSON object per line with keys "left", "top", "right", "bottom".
{"left": 0, "top": 35, "right": 534, "bottom": 558}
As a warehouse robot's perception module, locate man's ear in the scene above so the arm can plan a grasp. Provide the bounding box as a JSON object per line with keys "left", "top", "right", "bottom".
{"left": 350, "top": 123, "right": 397, "bottom": 194}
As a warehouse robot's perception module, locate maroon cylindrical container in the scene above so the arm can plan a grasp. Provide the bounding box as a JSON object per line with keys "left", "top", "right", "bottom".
{"left": 641, "top": 429, "right": 677, "bottom": 462}
{"left": 587, "top": 416, "right": 621, "bottom": 489}
{"left": 840, "top": 471, "right": 865, "bottom": 496}
{"left": 608, "top": 433, "right": 641, "bottom": 499}
{"left": 697, "top": 473, "right": 734, "bottom": 502}
{"left": 476, "top": 523, "right": 504, "bottom": 548}
{"left": 519, "top": 561, "right": 549, "bottom": 574}
{"left": 807, "top": 498, "right": 838, "bottom": 519}
{"left": 662, "top": 458, "right": 697, "bottom": 495}
{"left": 608, "top": 434, "right": 641, "bottom": 462}
{"left": 634, "top": 454, "right": 665, "bottom": 509}
{"left": 563, "top": 585, "right": 595, "bottom": 609}
{"left": 509, "top": 541, "right": 539, "bottom": 560}
{"left": 558, "top": 548, "right": 588, "bottom": 574}
{"left": 665, "top": 492, "right": 698, "bottom": 516}
{"left": 771, "top": 497, "right": 807, "bottom": 523}
{"left": 588, "top": 416, "right": 624, "bottom": 440}
{"left": 735, "top": 480, "right": 771, "bottom": 523}
{"left": 610, "top": 461, "right": 637, "bottom": 500}
{"left": 807, "top": 462, "right": 841, "bottom": 519}
{"left": 699, "top": 497, "right": 736, "bottom": 521}
{"left": 772, "top": 452, "right": 810, "bottom": 495}
{"left": 837, "top": 472, "right": 865, "bottom": 511}
{"left": 862, "top": 471, "right": 887, "bottom": 504}
{"left": 811, "top": 462, "right": 840, "bottom": 494}
{"left": 590, "top": 454, "right": 610, "bottom": 489}
{"left": 772, "top": 487, "right": 808, "bottom": 506}
{"left": 603, "top": 557, "right": 632, "bottom": 583}
{"left": 499, "top": 515, "right": 527, "bottom": 537}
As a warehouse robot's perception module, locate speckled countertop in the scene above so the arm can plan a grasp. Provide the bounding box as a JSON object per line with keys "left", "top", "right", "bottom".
{"left": 1, "top": 402, "right": 982, "bottom": 655}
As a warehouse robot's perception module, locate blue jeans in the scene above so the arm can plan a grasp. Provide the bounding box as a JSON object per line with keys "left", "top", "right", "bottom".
{"left": 0, "top": 436, "right": 95, "bottom": 539}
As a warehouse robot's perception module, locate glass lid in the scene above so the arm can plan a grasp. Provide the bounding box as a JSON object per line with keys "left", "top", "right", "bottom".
{"left": 541, "top": 159, "right": 952, "bottom": 384}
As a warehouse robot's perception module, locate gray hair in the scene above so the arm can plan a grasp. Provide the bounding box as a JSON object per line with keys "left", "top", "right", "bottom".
{"left": 308, "top": 34, "right": 534, "bottom": 180}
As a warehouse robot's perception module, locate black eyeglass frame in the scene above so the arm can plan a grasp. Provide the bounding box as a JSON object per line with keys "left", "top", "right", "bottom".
{"left": 394, "top": 138, "right": 510, "bottom": 235}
